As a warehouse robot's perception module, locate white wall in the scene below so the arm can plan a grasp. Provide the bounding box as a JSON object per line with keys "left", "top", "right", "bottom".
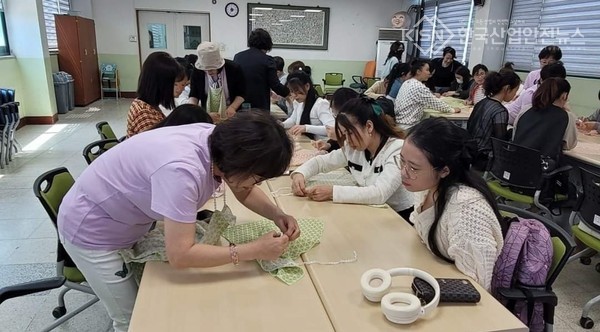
{"left": 70, "top": 0, "right": 93, "bottom": 19}
{"left": 88, "top": 0, "right": 413, "bottom": 60}
{"left": 468, "top": 0, "right": 512, "bottom": 70}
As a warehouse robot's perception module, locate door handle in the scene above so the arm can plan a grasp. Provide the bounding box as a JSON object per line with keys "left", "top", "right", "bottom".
{"left": 85, "top": 49, "right": 88, "bottom": 56}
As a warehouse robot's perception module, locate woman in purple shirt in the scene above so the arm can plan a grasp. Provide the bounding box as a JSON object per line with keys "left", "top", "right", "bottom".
{"left": 58, "top": 111, "right": 299, "bottom": 332}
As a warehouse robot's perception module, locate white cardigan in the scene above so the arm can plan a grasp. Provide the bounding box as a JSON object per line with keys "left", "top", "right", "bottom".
{"left": 282, "top": 98, "right": 335, "bottom": 140}
{"left": 293, "top": 138, "right": 413, "bottom": 211}
{"left": 410, "top": 185, "right": 504, "bottom": 291}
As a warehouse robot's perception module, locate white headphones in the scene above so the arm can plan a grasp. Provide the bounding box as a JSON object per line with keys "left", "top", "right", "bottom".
{"left": 360, "top": 267, "right": 440, "bottom": 324}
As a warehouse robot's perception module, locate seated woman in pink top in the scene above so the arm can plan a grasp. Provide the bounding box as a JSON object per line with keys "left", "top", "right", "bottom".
{"left": 58, "top": 112, "right": 299, "bottom": 332}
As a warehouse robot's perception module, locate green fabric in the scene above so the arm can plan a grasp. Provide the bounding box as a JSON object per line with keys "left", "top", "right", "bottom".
{"left": 119, "top": 205, "right": 236, "bottom": 283}
{"left": 549, "top": 237, "right": 566, "bottom": 278}
{"left": 100, "top": 124, "right": 117, "bottom": 140}
{"left": 306, "top": 169, "right": 357, "bottom": 187}
{"left": 63, "top": 266, "right": 86, "bottom": 283}
{"left": 208, "top": 86, "right": 223, "bottom": 114}
{"left": 223, "top": 218, "right": 324, "bottom": 285}
{"left": 487, "top": 180, "right": 535, "bottom": 204}
{"left": 572, "top": 225, "right": 600, "bottom": 251}
{"left": 40, "top": 171, "right": 75, "bottom": 219}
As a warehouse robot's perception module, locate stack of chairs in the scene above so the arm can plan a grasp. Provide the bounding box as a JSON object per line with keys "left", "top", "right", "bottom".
{"left": 0, "top": 88, "right": 21, "bottom": 169}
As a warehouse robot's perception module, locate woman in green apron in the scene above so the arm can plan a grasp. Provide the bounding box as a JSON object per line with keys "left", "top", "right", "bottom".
{"left": 189, "top": 42, "right": 246, "bottom": 122}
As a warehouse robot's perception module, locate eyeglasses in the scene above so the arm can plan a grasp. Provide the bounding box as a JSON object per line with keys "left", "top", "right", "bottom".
{"left": 394, "top": 155, "right": 437, "bottom": 180}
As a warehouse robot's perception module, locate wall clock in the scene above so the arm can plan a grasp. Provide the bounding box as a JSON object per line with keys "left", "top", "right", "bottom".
{"left": 225, "top": 2, "right": 239, "bottom": 17}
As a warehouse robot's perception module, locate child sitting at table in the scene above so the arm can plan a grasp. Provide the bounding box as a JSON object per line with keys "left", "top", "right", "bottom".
{"left": 394, "top": 60, "right": 460, "bottom": 130}
{"left": 399, "top": 117, "right": 504, "bottom": 290}
{"left": 282, "top": 70, "right": 335, "bottom": 140}
{"left": 291, "top": 97, "right": 414, "bottom": 221}
{"left": 467, "top": 69, "right": 521, "bottom": 171}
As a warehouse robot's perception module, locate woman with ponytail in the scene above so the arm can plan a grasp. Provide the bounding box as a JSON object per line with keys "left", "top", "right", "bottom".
{"left": 513, "top": 77, "right": 577, "bottom": 162}
{"left": 398, "top": 117, "right": 503, "bottom": 291}
{"left": 292, "top": 97, "right": 414, "bottom": 220}
{"left": 282, "top": 70, "right": 334, "bottom": 140}
{"left": 466, "top": 69, "right": 521, "bottom": 171}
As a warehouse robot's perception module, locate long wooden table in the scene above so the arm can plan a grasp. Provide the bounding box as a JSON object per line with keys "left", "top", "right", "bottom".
{"left": 268, "top": 176, "right": 527, "bottom": 332}
{"left": 424, "top": 97, "right": 473, "bottom": 128}
{"left": 564, "top": 133, "right": 600, "bottom": 168}
{"left": 129, "top": 183, "right": 334, "bottom": 332}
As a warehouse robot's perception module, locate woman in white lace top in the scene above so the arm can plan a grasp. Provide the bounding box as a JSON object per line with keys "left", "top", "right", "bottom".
{"left": 396, "top": 117, "right": 503, "bottom": 291}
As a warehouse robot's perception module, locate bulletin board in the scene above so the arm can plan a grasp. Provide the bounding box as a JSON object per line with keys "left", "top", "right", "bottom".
{"left": 247, "top": 3, "right": 330, "bottom": 50}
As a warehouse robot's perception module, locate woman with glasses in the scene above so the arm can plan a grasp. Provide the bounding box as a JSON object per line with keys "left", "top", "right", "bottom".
{"left": 398, "top": 117, "right": 503, "bottom": 291}
{"left": 291, "top": 97, "right": 414, "bottom": 221}
{"left": 282, "top": 70, "right": 335, "bottom": 140}
{"left": 188, "top": 41, "right": 246, "bottom": 123}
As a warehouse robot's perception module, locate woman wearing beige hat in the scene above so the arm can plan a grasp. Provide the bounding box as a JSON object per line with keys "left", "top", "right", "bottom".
{"left": 189, "top": 42, "right": 246, "bottom": 122}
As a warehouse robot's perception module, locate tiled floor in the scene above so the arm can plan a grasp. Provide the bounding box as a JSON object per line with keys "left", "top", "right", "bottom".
{"left": 1, "top": 99, "right": 600, "bottom": 331}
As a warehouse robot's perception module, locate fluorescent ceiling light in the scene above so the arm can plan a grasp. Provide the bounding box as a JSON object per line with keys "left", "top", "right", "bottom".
{"left": 290, "top": 15, "right": 305, "bottom": 18}
{"left": 249, "top": 13, "right": 263, "bottom": 16}
{"left": 249, "top": 18, "right": 256, "bottom": 21}
{"left": 304, "top": 9, "right": 322, "bottom": 12}
{"left": 254, "top": 7, "right": 273, "bottom": 10}
{"left": 271, "top": 23, "right": 283, "bottom": 26}
{"left": 279, "top": 19, "right": 292, "bottom": 22}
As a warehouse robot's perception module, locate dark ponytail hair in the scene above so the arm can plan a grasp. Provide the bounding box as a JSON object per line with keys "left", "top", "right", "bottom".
{"left": 406, "top": 117, "right": 502, "bottom": 262}
{"left": 286, "top": 70, "right": 318, "bottom": 127}
{"left": 331, "top": 87, "right": 359, "bottom": 112}
{"left": 539, "top": 62, "right": 567, "bottom": 81}
{"left": 410, "top": 59, "right": 430, "bottom": 76}
{"left": 153, "top": 104, "right": 213, "bottom": 129}
{"left": 335, "top": 97, "right": 405, "bottom": 147}
{"left": 483, "top": 70, "right": 521, "bottom": 97}
{"left": 385, "top": 62, "right": 411, "bottom": 95}
{"left": 532, "top": 77, "right": 571, "bottom": 110}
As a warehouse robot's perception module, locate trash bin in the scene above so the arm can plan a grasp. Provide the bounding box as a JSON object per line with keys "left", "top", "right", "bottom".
{"left": 53, "top": 73, "right": 69, "bottom": 114}
{"left": 60, "top": 71, "right": 75, "bottom": 110}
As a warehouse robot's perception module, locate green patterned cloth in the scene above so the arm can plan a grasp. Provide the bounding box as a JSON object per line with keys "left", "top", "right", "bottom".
{"left": 223, "top": 218, "right": 324, "bottom": 285}
{"left": 119, "top": 205, "right": 236, "bottom": 284}
{"left": 306, "top": 169, "right": 358, "bottom": 187}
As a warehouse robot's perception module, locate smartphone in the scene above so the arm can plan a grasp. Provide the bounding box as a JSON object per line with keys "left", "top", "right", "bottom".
{"left": 411, "top": 277, "right": 481, "bottom": 304}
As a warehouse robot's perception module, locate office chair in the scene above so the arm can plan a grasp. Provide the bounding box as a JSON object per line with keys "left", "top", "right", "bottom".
{"left": 566, "top": 168, "right": 600, "bottom": 329}
{"left": 100, "top": 63, "right": 119, "bottom": 99}
{"left": 95, "top": 121, "right": 117, "bottom": 140}
{"left": 322, "top": 73, "right": 345, "bottom": 95}
{"left": 486, "top": 138, "right": 572, "bottom": 221}
{"left": 24, "top": 167, "right": 99, "bottom": 331}
{"left": 82, "top": 138, "right": 119, "bottom": 164}
{"left": 498, "top": 204, "right": 576, "bottom": 332}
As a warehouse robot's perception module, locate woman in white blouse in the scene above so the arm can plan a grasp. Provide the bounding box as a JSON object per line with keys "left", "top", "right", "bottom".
{"left": 394, "top": 60, "right": 460, "bottom": 129}
{"left": 291, "top": 97, "right": 414, "bottom": 220}
{"left": 397, "top": 117, "right": 503, "bottom": 291}
{"left": 282, "top": 71, "right": 335, "bottom": 140}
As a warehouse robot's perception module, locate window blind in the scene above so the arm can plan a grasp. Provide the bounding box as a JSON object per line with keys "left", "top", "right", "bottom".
{"left": 43, "top": 0, "right": 70, "bottom": 50}
{"left": 535, "top": 0, "right": 600, "bottom": 77}
{"left": 418, "top": 0, "right": 474, "bottom": 64}
{"left": 433, "top": 0, "right": 474, "bottom": 63}
{"left": 503, "top": 0, "right": 543, "bottom": 71}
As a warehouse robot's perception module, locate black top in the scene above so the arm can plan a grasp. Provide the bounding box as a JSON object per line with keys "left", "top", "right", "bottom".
{"left": 189, "top": 59, "right": 246, "bottom": 110}
{"left": 233, "top": 48, "right": 289, "bottom": 111}
{"left": 513, "top": 105, "right": 568, "bottom": 160}
{"left": 430, "top": 58, "right": 463, "bottom": 88}
{"left": 449, "top": 78, "right": 474, "bottom": 99}
{"left": 467, "top": 97, "right": 509, "bottom": 156}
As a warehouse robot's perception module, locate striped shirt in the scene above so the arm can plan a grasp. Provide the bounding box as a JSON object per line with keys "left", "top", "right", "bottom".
{"left": 394, "top": 78, "right": 454, "bottom": 127}
{"left": 127, "top": 99, "right": 166, "bottom": 137}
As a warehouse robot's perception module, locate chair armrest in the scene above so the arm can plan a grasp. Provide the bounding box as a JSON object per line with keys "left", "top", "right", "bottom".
{"left": 341, "top": 79, "right": 346, "bottom": 85}
{"left": 352, "top": 75, "right": 363, "bottom": 84}
{"left": 0, "top": 277, "right": 65, "bottom": 304}
{"left": 496, "top": 287, "right": 557, "bottom": 306}
{"left": 543, "top": 165, "right": 572, "bottom": 179}
{"left": 322, "top": 79, "right": 327, "bottom": 85}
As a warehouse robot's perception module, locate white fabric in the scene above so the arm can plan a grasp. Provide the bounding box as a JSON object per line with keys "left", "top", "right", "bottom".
{"left": 410, "top": 185, "right": 504, "bottom": 291}
{"left": 62, "top": 238, "right": 138, "bottom": 332}
{"left": 381, "top": 57, "right": 399, "bottom": 79}
{"left": 282, "top": 98, "right": 335, "bottom": 140}
{"left": 293, "top": 138, "right": 413, "bottom": 211}
{"left": 473, "top": 86, "right": 486, "bottom": 105}
{"left": 394, "top": 78, "right": 454, "bottom": 127}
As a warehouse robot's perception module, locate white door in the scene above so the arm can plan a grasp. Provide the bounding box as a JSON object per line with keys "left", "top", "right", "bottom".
{"left": 137, "top": 11, "right": 210, "bottom": 64}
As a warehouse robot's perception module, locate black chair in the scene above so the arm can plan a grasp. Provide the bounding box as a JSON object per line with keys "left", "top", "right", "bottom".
{"left": 82, "top": 138, "right": 119, "bottom": 164}
{"left": 31, "top": 167, "right": 98, "bottom": 330}
{"left": 0, "top": 105, "right": 10, "bottom": 169}
{"left": 567, "top": 168, "right": 600, "bottom": 329}
{"left": 95, "top": 121, "right": 118, "bottom": 140}
{"left": 486, "top": 138, "right": 572, "bottom": 219}
{"left": 1, "top": 277, "right": 66, "bottom": 304}
{"left": 497, "top": 204, "right": 576, "bottom": 332}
